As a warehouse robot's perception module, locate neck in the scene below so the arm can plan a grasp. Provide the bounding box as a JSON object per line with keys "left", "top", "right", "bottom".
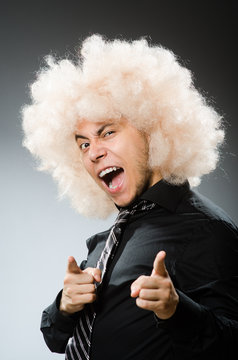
{"left": 149, "top": 168, "right": 162, "bottom": 188}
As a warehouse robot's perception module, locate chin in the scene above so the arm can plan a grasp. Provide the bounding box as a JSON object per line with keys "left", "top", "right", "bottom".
{"left": 113, "top": 194, "right": 137, "bottom": 208}
{"left": 114, "top": 200, "right": 130, "bottom": 208}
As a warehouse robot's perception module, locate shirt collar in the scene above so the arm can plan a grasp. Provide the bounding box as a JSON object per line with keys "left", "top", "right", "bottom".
{"left": 115, "top": 179, "right": 190, "bottom": 213}
{"left": 140, "top": 179, "right": 190, "bottom": 212}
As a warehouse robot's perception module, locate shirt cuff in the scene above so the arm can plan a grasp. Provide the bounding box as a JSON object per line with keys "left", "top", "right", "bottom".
{"left": 155, "top": 289, "right": 202, "bottom": 338}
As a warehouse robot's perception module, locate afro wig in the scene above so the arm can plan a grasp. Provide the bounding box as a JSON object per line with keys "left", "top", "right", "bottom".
{"left": 22, "top": 34, "right": 224, "bottom": 218}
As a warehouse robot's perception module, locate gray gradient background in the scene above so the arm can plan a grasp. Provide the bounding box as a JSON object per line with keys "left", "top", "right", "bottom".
{"left": 1, "top": 1, "right": 237, "bottom": 359}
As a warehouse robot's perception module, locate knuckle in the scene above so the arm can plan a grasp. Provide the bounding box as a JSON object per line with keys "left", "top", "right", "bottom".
{"left": 87, "top": 294, "right": 96, "bottom": 303}
{"left": 138, "top": 275, "right": 148, "bottom": 285}
{"left": 139, "top": 289, "right": 145, "bottom": 298}
{"left": 131, "top": 281, "right": 136, "bottom": 289}
{"left": 83, "top": 267, "right": 92, "bottom": 275}
{"left": 64, "top": 287, "right": 73, "bottom": 297}
{"left": 143, "top": 299, "right": 148, "bottom": 307}
{"left": 136, "top": 297, "right": 141, "bottom": 306}
{"left": 89, "top": 276, "right": 95, "bottom": 283}
{"left": 71, "top": 295, "right": 80, "bottom": 305}
{"left": 140, "top": 275, "right": 147, "bottom": 281}
{"left": 88, "top": 284, "right": 96, "bottom": 293}
{"left": 84, "top": 273, "right": 94, "bottom": 283}
{"left": 63, "top": 274, "right": 71, "bottom": 285}
{"left": 83, "top": 268, "right": 95, "bottom": 280}
{"left": 138, "top": 298, "right": 148, "bottom": 308}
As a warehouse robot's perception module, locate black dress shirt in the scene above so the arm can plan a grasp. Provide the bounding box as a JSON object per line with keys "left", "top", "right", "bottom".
{"left": 41, "top": 180, "right": 238, "bottom": 359}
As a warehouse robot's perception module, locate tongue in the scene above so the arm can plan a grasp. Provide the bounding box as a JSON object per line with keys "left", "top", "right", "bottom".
{"left": 109, "top": 171, "right": 124, "bottom": 189}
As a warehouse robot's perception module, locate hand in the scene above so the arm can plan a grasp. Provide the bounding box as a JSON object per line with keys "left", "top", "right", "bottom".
{"left": 60, "top": 256, "right": 101, "bottom": 314}
{"left": 130, "top": 251, "right": 179, "bottom": 320}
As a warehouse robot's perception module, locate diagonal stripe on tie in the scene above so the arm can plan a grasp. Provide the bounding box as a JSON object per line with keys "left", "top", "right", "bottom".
{"left": 65, "top": 200, "right": 156, "bottom": 359}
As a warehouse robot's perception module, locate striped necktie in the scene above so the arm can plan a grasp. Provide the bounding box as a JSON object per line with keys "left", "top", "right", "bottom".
{"left": 65, "top": 200, "right": 156, "bottom": 360}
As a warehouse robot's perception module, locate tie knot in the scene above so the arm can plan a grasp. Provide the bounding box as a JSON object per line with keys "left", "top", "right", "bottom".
{"left": 115, "top": 199, "right": 156, "bottom": 226}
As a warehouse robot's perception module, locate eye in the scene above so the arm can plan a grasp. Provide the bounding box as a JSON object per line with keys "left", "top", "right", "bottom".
{"left": 79, "top": 142, "right": 90, "bottom": 151}
{"left": 104, "top": 130, "right": 115, "bottom": 137}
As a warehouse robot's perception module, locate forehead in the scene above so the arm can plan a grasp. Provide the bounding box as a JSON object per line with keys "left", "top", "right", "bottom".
{"left": 76, "top": 119, "right": 113, "bottom": 130}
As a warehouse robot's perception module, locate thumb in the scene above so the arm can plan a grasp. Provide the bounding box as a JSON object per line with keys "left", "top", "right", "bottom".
{"left": 67, "top": 256, "right": 82, "bottom": 274}
{"left": 83, "top": 267, "right": 102, "bottom": 283}
{"left": 151, "top": 251, "right": 167, "bottom": 277}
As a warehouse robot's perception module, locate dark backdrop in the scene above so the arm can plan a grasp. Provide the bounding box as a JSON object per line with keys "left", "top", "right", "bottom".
{"left": 0, "top": 1, "right": 237, "bottom": 359}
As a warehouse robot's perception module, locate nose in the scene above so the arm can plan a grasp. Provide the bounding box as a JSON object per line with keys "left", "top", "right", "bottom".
{"left": 89, "top": 142, "right": 107, "bottom": 163}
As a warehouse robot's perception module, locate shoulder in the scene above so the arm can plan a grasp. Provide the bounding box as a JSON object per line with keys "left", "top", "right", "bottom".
{"left": 179, "top": 188, "right": 237, "bottom": 228}
{"left": 175, "top": 189, "right": 238, "bottom": 280}
{"left": 86, "top": 228, "right": 111, "bottom": 252}
{"left": 183, "top": 188, "right": 238, "bottom": 246}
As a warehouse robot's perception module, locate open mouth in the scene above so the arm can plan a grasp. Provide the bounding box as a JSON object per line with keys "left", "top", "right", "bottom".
{"left": 99, "top": 166, "right": 124, "bottom": 190}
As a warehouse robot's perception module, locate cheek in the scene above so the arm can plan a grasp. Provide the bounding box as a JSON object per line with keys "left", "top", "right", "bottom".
{"left": 118, "top": 137, "right": 140, "bottom": 159}
{"left": 81, "top": 157, "right": 93, "bottom": 175}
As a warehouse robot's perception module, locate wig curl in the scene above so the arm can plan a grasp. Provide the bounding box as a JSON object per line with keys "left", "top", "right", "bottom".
{"left": 22, "top": 34, "right": 224, "bottom": 218}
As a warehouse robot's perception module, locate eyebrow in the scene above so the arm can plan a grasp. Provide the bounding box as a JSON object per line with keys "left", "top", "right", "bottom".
{"left": 75, "top": 123, "right": 114, "bottom": 141}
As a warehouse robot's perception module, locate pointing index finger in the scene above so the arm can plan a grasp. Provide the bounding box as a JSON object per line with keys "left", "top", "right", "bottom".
{"left": 151, "top": 251, "right": 167, "bottom": 277}
{"left": 67, "top": 256, "right": 82, "bottom": 274}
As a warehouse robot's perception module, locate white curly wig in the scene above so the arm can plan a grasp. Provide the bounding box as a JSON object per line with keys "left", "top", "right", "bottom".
{"left": 22, "top": 34, "right": 224, "bottom": 218}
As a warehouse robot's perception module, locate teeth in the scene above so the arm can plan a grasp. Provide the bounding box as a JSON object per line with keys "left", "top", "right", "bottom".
{"left": 109, "top": 182, "right": 117, "bottom": 189}
{"left": 99, "top": 167, "right": 120, "bottom": 178}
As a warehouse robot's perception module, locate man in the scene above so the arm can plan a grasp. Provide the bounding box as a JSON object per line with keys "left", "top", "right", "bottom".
{"left": 22, "top": 35, "right": 238, "bottom": 359}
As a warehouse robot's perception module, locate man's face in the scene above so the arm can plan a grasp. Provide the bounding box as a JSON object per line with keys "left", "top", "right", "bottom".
{"left": 75, "top": 119, "right": 161, "bottom": 207}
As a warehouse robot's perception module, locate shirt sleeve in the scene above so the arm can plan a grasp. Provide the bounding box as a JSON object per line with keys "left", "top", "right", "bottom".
{"left": 40, "top": 290, "right": 81, "bottom": 353}
{"left": 156, "top": 290, "right": 238, "bottom": 359}
{"left": 156, "top": 219, "right": 238, "bottom": 359}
